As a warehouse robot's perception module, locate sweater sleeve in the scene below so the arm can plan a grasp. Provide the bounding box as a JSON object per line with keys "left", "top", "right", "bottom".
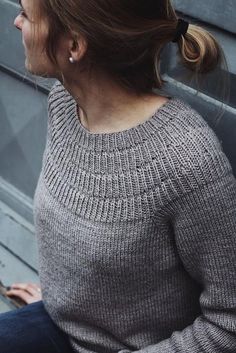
{"left": 120, "top": 170, "right": 236, "bottom": 353}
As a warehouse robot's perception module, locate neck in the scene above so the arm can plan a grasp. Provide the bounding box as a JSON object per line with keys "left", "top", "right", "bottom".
{"left": 62, "top": 72, "right": 169, "bottom": 134}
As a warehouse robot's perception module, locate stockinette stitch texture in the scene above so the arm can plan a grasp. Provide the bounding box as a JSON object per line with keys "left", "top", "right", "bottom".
{"left": 33, "top": 81, "right": 236, "bottom": 353}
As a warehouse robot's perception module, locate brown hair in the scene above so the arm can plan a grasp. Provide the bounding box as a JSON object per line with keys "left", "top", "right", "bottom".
{"left": 38, "top": 0, "right": 227, "bottom": 95}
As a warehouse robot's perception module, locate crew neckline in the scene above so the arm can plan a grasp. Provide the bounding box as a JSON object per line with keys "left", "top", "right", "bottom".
{"left": 77, "top": 96, "right": 172, "bottom": 135}
{"left": 64, "top": 93, "right": 185, "bottom": 151}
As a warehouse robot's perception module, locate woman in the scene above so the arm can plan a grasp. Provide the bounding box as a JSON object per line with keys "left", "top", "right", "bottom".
{"left": 2, "top": 0, "right": 236, "bottom": 352}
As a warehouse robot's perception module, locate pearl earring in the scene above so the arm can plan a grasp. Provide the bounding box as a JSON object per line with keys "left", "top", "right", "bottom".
{"left": 69, "top": 57, "right": 75, "bottom": 64}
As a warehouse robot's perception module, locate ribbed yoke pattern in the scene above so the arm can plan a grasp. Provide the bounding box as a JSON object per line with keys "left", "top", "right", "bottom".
{"left": 42, "top": 82, "right": 230, "bottom": 222}
{"left": 34, "top": 81, "right": 236, "bottom": 353}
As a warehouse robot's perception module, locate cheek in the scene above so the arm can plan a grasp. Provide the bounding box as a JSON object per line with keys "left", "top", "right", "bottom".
{"left": 22, "top": 25, "right": 34, "bottom": 50}
{"left": 22, "top": 24, "right": 46, "bottom": 52}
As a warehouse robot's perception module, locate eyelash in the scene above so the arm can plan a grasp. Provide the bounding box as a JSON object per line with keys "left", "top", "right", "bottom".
{"left": 19, "top": 9, "right": 27, "bottom": 18}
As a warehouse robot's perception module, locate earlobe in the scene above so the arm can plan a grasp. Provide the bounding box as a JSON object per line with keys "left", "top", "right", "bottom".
{"left": 69, "top": 35, "right": 87, "bottom": 63}
{"left": 69, "top": 57, "right": 76, "bottom": 64}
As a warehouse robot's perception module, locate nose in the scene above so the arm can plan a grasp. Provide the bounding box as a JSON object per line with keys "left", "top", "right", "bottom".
{"left": 14, "top": 14, "right": 22, "bottom": 30}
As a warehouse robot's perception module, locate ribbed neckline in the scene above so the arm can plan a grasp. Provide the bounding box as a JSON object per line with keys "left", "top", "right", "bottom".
{"left": 63, "top": 91, "right": 186, "bottom": 152}
{"left": 43, "top": 84, "right": 233, "bottom": 221}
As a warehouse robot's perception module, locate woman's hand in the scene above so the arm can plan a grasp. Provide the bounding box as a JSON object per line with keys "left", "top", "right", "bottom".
{"left": 6, "top": 283, "right": 42, "bottom": 304}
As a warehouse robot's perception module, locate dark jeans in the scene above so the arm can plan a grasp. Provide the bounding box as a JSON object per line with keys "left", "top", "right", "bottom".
{"left": 0, "top": 300, "right": 75, "bottom": 353}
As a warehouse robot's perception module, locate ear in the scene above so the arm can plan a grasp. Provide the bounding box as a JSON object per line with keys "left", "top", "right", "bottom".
{"left": 68, "top": 34, "right": 87, "bottom": 63}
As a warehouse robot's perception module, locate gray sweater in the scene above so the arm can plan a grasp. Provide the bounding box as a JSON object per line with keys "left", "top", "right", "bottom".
{"left": 34, "top": 81, "right": 236, "bottom": 353}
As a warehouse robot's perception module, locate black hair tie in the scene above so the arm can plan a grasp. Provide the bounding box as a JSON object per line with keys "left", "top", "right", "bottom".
{"left": 172, "top": 19, "right": 189, "bottom": 43}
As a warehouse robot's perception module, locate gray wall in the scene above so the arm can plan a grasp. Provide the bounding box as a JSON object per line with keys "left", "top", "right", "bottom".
{"left": 0, "top": 0, "right": 53, "bottom": 224}
{"left": 0, "top": 0, "right": 236, "bottom": 228}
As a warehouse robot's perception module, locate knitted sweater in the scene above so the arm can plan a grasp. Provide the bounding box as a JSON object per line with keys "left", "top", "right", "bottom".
{"left": 33, "top": 81, "right": 236, "bottom": 353}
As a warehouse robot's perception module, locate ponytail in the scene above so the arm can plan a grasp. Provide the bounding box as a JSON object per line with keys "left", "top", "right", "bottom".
{"left": 176, "top": 23, "right": 225, "bottom": 74}
{"left": 172, "top": 20, "right": 230, "bottom": 128}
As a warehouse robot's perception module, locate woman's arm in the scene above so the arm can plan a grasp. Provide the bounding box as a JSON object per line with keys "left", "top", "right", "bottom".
{"left": 120, "top": 170, "right": 236, "bottom": 352}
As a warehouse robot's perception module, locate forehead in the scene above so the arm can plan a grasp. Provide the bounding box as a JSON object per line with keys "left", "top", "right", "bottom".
{"left": 19, "top": 0, "right": 40, "bottom": 12}
{"left": 20, "top": 0, "right": 46, "bottom": 20}
{"left": 19, "top": 0, "right": 32, "bottom": 13}
{"left": 19, "top": 0, "right": 26, "bottom": 7}
{"left": 19, "top": 0, "right": 34, "bottom": 8}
